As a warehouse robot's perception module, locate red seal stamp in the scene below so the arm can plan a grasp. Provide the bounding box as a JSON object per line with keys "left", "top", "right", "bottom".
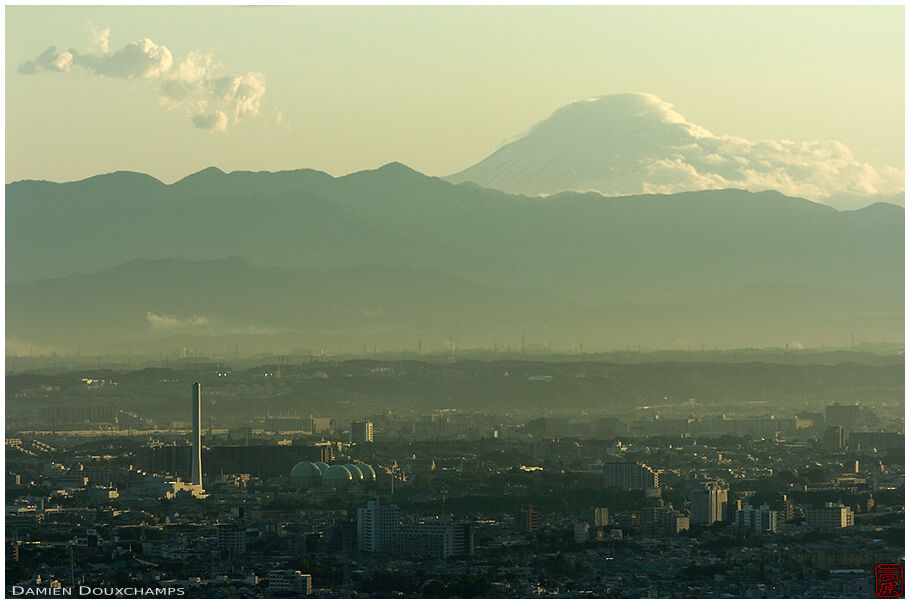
{"left": 875, "top": 564, "right": 904, "bottom": 598}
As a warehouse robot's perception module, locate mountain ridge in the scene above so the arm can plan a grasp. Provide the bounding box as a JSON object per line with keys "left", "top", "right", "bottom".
{"left": 8, "top": 163, "right": 904, "bottom": 213}
{"left": 7, "top": 163, "right": 902, "bottom": 305}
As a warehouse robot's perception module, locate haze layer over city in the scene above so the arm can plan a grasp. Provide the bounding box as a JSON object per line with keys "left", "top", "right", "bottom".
{"left": 5, "top": 5, "right": 905, "bottom": 600}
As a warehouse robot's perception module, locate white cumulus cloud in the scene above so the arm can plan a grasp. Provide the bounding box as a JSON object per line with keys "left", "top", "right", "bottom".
{"left": 89, "top": 25, "right": 110, "bottom": 54}
{"left": 18, "top": 47, "right": 75, "bottom": 74}
{"left": 74, "top": 38, "right": 174, "bottom": 79}
{"left": 192, "top": 111, "right": 228, "bottom": 132}
{"left": 19, "top": 28, "right": 268, "bottom": 132}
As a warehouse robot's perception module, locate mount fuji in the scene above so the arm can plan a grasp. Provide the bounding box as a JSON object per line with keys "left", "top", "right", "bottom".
{"left": 446, "top": 93, "right": 904, "bottom": 210}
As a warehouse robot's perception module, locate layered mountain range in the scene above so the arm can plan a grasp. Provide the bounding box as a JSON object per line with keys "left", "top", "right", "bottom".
{"left": 6, "top": 161, "right": 904, "bottom": 354}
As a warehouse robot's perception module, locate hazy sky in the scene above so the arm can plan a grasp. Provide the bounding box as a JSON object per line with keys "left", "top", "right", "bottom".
{"left": 6, "top": 5, "right": 905, "bottom": 184}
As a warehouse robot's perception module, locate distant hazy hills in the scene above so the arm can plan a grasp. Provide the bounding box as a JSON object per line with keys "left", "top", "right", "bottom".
{"left": 5, "top": 258, "right": 565, "bottom": 353}
{"left": 5, "top": 161, "right": 904, "bottom": 353}
{"left": 6, "top": 257, "right": 902, "bottom": 354}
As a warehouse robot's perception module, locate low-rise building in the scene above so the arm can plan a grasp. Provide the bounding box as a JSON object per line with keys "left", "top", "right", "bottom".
{"left": 267, "top": 570, "right": 312, "bottom": 596}
{"left": 604, "top": 461, "right": 660, "bottom": 489}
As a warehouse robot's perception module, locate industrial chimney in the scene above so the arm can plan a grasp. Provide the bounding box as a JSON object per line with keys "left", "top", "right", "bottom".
{"left": 191, "top": 383, "right": 203, "bottom": 488}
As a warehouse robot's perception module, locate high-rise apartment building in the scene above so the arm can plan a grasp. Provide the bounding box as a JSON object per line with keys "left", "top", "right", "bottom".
{"left": 396, "top": 519, "right": 455, "bottom": 559}
{"left": 216, "top": 523, "right": 246, "bottom": 556}
{"left": 390, "top": 517, "right": 474, "bottom": 559}
{"left": 735, "top": 504, "right": 777, "bottom": 533}
{"left": 310, "top": 416, "right": 335, "bottom": 434}
{"left": 453, "top": 522, "right": 474, "bottom": 556}
{"left": 805, "top": 502, "right": 855, "bottom": 530}
{"left": 351, "top": 420, "right": 374, "bottom": 443}
{"left": 640, "top": 503, "right": 689, "bottom": 536}
{"left": 519, "top": 504, "right": 539, "bottom": 533}
{"left": 581, "top": 507, "right": 610, "bottom": 527}
{"left": 823, "top": 426, "right": 847, "bottom": 451}
{"left": 357, "top": 499, "right": 400, "bottom": 553}
{"left": 849, "top": 432, "right": 904, "bottom": 453}
{"left": 690, "top": 483, "right": 728, "bottom": 524}
{"left": 825, "top": 403, "right": 860, "bottom": 428}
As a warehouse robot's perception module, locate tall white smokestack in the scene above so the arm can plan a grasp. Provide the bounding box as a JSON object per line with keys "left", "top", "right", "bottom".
{"left": 191, "top": 383, "right": 203, "bottom": 488}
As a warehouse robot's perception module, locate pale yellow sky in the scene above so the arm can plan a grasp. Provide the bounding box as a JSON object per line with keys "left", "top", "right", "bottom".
{"left": 5, "top": 5, "right": 905, "bottom": 184}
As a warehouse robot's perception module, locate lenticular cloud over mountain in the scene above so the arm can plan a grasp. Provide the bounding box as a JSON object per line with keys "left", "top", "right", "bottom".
{"left": 447, "top": 93, "right": 904, "bottom": 205}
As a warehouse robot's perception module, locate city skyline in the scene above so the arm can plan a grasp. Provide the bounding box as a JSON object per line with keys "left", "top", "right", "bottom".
{"left": 5, "top": 5, "right": 904, "bottom": 598}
